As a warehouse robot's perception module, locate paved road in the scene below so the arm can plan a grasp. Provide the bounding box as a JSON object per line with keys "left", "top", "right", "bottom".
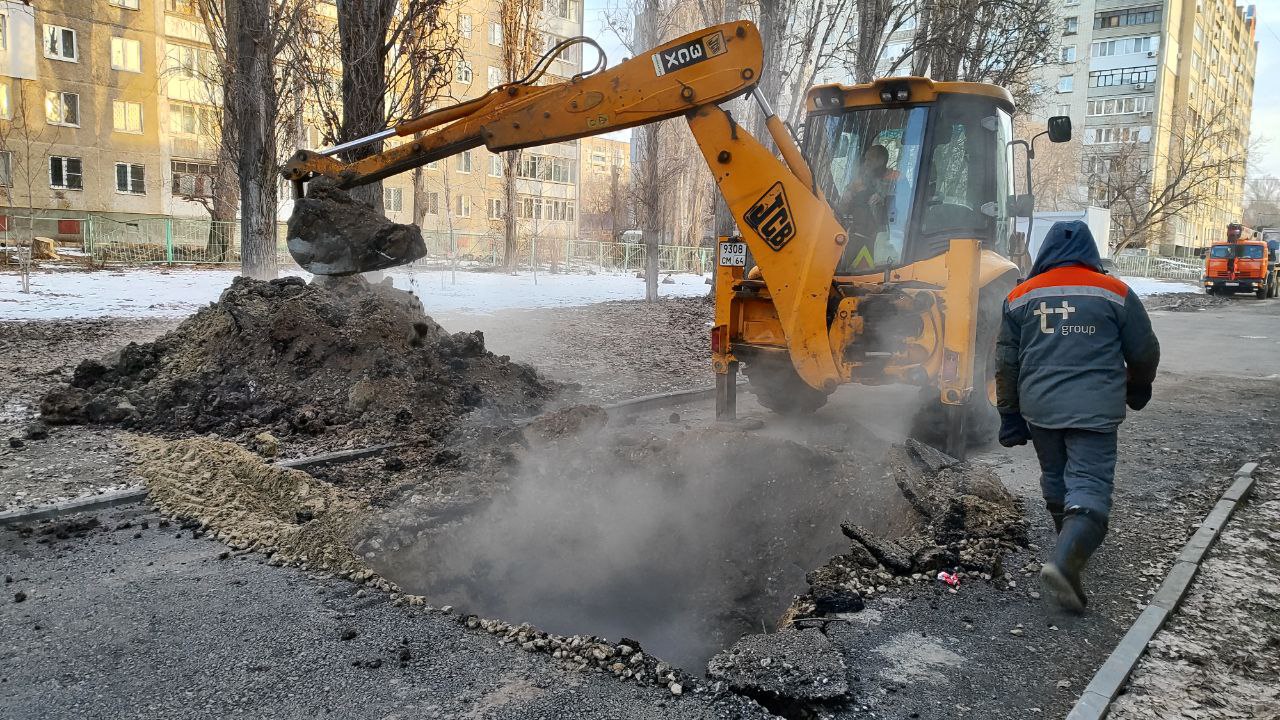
{"left": 2, "top": 296, "right": 1276, "bottom": 719}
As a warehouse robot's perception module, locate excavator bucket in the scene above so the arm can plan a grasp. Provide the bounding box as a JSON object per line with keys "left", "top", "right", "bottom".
{"left": 286, "top": 179, "right": 427, "bottom": 276}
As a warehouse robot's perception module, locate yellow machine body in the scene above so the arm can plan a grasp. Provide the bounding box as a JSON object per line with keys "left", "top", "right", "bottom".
{"left": 282, "top": 29, "right": 1027, "bottom": 454}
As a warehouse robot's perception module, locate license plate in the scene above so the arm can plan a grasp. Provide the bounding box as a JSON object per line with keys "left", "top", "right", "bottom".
{"left": 719, "top": 242, "right": 747, "bottom": 267}
{"left": 1225, "top": 282, "right": 1239, "bottom": 286}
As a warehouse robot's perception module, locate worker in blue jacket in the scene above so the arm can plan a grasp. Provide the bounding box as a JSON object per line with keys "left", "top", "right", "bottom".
{"left": 995, "top": 221, "right": 1161, "bottom": 613}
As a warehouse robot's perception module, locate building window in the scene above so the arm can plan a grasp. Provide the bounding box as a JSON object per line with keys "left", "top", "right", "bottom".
{"left": 517, "top": 154, "right": 577, "bottom": 183}
{"left": 487, "top": 66, "right": 503, "bottom": 89}
{"left": 0, "top": 13, "right": 8, "bottom": 51}
{"left": 456, "top": 61, "right": 472, "bottom": 84}
{"left": 0, "top": 82, "right": 10, "bottom": 120}
{"left": 111, "top": 37, "right": 143, "bottom": 72}
{"left": 1063, "top": 17, "right": 1078, "bottom": 35}
{"left": 167, "top": 43, "right": 214, "bottom": 79}
{"left": 110, "top": 0, "right": 141, "bottom": 10}
{"left": 456, "top": 150, "right": 473, "bottom": 173}
{"left": 458, "top": 14, "right": 472, "bottom": 39}
{"left": 165, "top": 0, "right": 198, "bottom": 14}
{"left": 0, "top": 151, "right": 12, "bottom": 187}
{"left": 1090, "top": 35, "right": 1158, "bottom": 58}
{"left": 172, "top": 160, "right": 216, "bottom": 197}
{"left": 1057, "top": 75, "right": 1073, "bottom": 92}
{"left": 45, "top": 91, "right": 80, "bottom": 126}
{"left": 1094, "top": 5, "right": 1161, "bottom": 29}
{"left": 170, "top": 101, "right": 216, "bottom": 136}
{"left": 490, "top": 155, "right": 503, "bottom": 177}
{"left": 112, "top": 100, "right": 143, "bottom": 133}
{"left": 488, "top": 22, "right": 502, "bottom": 46}
{"left": 384, "top": 186, "right": 403, "bottom": 211}
{"left": 487, "top": 198, "right": 503, "bottom": 219}
{"left": 1088, "top": 66, "right": 1157, "bottom": 88}
{"left": 49, "top": 156, "right": 83, "bottom": 190}
{"left": 115, "top": 162, "right": 145, "bottom": 194}
{"left": 1056, "top": 103, "right": 1071, "bottom": 116}
{"left": 423, "top": 191, "right": 439, "bottom": 214}
{"left": 544, "top": 0, "right": 578, "bottom": 21}
{"left": 1086, "top": 95, "right": 1154, "bottom": 116}
{"left": 455, "top": 195, "right": 471, "bottom": 218}
{"left": 517, "top": 196, "right": 576, "bottom": 220}
{"left": 44, "top": 25, "right": 78, "bottom": 61}
{"left": 1060, "top": 46, "right": 1076, "bottom": 63}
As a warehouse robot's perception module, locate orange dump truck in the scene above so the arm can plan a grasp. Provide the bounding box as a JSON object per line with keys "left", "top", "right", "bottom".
{"left": 1203, "top": 223, "right": 1279, "bottom": 299}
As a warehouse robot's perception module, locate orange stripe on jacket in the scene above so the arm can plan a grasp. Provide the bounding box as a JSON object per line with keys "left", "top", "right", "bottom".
{"left": 1007, "top": 264, "right": 1129, "bottom": 303}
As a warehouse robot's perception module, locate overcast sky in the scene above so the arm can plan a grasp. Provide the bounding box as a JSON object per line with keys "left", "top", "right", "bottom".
{"left": 1249, "top": 0, "right": 1279, "bottom": 177}
{"left": 583, "top": 0, "right": 1278, "bottom": 177}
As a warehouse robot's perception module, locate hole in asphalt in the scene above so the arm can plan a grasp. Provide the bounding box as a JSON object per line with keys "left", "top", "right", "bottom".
{"left": 365, "top": 425, "right": 922, "bottom": 670}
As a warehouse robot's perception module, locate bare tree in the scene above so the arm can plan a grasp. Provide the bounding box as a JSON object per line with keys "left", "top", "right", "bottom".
{"left": 1087, "top": 108, "right": 1248, "bottom": 253}
{"left": 905, "top": 0, "right": 1056, "bottom": 106}
{"left": 1244, "top": 176, "right": 1280, "bottom": 228}
{"left": 324, "top": 0, "right": 457, "bottom": 212}
{"left": 498, "top": 0, "right": 544, "bottom": 270}
{"left": 198, "top": 0, "right": 315, "bottom": 278}
{"left": 1013, "top": 117, "right": 1086, "bottom": 212}
{"left": 852, "top": 0, "right": 915, "bottom": 83}
{"left": 0, "top": 80, "right": 52, "bottom": 290}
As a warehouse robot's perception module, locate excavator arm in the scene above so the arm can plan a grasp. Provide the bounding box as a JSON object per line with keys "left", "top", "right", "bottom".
{"left": 282, "top": 20, "right": 851, "bottom": 393}
{"left": 282, "top": 22, "right": 764, "bottom": 189}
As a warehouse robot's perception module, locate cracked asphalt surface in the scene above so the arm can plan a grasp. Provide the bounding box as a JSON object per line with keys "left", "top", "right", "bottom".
{"left": 2, "top": 291, "right": 1277, "bottom": 719}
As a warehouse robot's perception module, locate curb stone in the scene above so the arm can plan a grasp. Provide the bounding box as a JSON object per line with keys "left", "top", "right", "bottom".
{"left": 1064, "top": 461, "right": 1259, "bottom": 720}
{"left": 0, "top": 487, "right": 149, "bottom": 526}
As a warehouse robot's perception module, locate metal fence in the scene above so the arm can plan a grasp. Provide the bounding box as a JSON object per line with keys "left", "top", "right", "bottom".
{"left": 1109, "top": 253, "right": 1203, "bottom": 282}
{"left": 3, "top": 212, "right": 716, "bottom": 275}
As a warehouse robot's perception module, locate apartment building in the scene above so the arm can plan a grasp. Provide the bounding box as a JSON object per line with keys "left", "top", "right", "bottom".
{"left": 390, "top": 0, "right": 587, "bottom": 256}
{"left": 0, "top": 0, "right": 588, "bottom": 258}
{"left": 577, "top": 135, "right": 630, "bottom": 242}
{"left": 1044, "top": 0, "right": 1257, "bottom": 253}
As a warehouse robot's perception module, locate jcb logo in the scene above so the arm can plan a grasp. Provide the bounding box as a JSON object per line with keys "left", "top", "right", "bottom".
{"left": 744, "top": 182, "right": 796, "bottom": 251}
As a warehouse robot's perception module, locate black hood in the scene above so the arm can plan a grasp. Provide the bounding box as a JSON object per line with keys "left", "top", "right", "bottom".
{"left": 1031, "top": 220, "right": 1105, "bottom": 277}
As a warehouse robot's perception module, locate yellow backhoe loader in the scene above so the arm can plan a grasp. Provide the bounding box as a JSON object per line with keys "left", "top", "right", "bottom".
{"left": 281, "top": 20, "right": 1071, "bottom": 457}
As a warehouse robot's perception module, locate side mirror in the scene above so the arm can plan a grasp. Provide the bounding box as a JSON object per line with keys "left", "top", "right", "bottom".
{"left": 1008, "top": 193, "right": 1035, "bottom": 217}
{"left": 1047, "top": 116, "right": 1072, "bottom": 143}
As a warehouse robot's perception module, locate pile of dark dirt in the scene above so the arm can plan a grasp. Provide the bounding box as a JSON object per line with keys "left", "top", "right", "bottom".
{"left": 286, "top": 178, "right": 427, "bottom": 276}
{"left": 38, "top": 276, "right": 556, "bottom": 466}
{"left": 796, "top": 440, "right": 1028, "bottom": 617}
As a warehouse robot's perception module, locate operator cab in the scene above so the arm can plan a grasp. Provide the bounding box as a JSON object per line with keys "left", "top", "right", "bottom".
{"left": 803, "top": 78, "right": 1019, "bottom": 275}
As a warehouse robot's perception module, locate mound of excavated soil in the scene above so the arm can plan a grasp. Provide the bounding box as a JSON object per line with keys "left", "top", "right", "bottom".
{"left": 39, "top": 276, "right": 556, "bottom": 460}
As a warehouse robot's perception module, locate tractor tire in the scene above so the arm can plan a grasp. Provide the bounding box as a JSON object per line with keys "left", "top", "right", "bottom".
{"left": 909, "top": 273, "right": 1018, "bottom": 455}
{"left": 743, "top": 355, "right": 831, "bottom": 416}
{"left": 1256, "top": 284, "right": 1267, "bottom": 300}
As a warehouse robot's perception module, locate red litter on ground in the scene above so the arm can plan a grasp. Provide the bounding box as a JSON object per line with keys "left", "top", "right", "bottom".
{"left": 937, "top": 571, "right": 960, "bottom": 587}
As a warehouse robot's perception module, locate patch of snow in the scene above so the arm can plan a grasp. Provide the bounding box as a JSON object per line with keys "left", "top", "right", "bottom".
{"left": 0, "top": 267, "right": 710, "bottom": 320}
{"left": 1119, "top": 276, "right": 1203, "bottom": 297}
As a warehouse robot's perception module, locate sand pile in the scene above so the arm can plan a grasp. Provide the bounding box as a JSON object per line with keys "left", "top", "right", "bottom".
{"left": 128, "top": 434, "right": 381, "bottom": 582}
{"left": 38, "top": 275, "right": 556, "bottom": 460}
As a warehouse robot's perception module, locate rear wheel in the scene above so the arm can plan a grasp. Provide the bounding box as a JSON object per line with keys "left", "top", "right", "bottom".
{"left": 1256, "top": 284, "right": 1267, "bottom": 300}
{"left": 909, "top": 274, "right": 1017, "bottom": 456}
{"left": 742, "top": 354, "right": 831, "bottom": 415}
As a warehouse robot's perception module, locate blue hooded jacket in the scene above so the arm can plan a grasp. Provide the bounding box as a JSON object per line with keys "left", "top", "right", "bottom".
{"left": 995, "top": 221, "right": 1160, "bottom": 430}
{"left": 1029, "top": 220, "right": 1105, "bottom": 277}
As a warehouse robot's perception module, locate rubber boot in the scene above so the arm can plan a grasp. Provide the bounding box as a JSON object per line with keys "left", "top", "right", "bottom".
{"left": 1046, "top": 501, "right": 1065, "bottom": 535}
{"left": 1039, "top": 510, "right": 1107, "bottom": 613}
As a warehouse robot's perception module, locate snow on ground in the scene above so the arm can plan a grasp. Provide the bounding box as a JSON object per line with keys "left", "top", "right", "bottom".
{"left": 1120, "top": 276, "right": 1204, "bottom": 296}
{"left": 0, "top": 267, "right": 710, "bottom": 321}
